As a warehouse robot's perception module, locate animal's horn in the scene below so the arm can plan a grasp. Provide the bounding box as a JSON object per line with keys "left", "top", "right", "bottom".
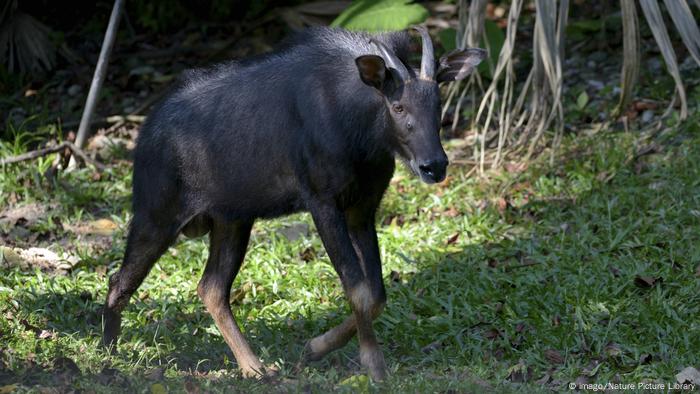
{"left": 370, "top": 38, "right": 410, "bottom": 82}
{"left": 412, "top": 25, "right": 435, "bottom": 80}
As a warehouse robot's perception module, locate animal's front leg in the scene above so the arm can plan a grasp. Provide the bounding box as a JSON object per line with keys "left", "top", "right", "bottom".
{"left": 308, "top": 201, "right": 388, "bottom": 381}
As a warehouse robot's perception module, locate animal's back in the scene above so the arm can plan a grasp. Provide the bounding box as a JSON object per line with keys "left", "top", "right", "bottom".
{"left": 132, "top": 28, "right": 410, "bottom": 221}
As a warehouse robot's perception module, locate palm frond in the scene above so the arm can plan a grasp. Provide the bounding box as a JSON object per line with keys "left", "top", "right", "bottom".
{"left": 0, "top": 9, "right": 56, "bottom": 73}
{"left": 663, "top": 0, "right": 700, "bottom": 67}
{"left": 442, "top": 0, "right": 488, "bottom": 139}
{"left": 637, "top": 0, "right": 687, "bottom": 119}
{"left": 616, "top": 0, "right": 641, "bottom": 117}
{"left": 473, "top": 0, "right": 523, "bottom": 169}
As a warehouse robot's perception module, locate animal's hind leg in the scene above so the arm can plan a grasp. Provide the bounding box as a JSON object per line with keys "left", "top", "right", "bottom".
{"left": 197, "top": 219, "right": 270, "bottom": 378}
{"left": 103, "top": 215, "right": 179, "bottom": 350}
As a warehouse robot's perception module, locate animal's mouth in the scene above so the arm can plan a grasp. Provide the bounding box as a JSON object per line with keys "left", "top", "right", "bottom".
{"left": 408, "top": 159, "right": 446, "bottom": 184}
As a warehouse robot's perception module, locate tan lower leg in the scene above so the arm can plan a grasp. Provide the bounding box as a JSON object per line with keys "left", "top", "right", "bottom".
{"left": 305, "top": 316, "right": 356, "bottom": 361}
{"left": 348, "top": 282, "right": 387, "bottom": 381}
{"left": 212, "top": 308, "right": 266, "bottom": 377}
{"left": 201, "top": 291, "right": 269, "bottom": 378}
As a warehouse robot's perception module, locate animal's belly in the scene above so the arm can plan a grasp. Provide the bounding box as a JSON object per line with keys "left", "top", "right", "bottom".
{"left": 208, "top": 175, "right": 304, "bottom": 221}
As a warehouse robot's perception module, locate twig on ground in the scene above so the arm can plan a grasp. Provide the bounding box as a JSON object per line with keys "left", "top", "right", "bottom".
{"left": 1, "top": 141, "right": 106, "bottom": 171}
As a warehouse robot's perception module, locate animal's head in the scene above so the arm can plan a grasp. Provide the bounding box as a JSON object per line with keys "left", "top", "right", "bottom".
{"left": 355, "top": 27, "right": 486, "bottom": 184}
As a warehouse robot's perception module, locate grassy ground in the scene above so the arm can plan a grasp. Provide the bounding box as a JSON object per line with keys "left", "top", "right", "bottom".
{"left": 1, "top": 112, "right": 700, "bottom": 393}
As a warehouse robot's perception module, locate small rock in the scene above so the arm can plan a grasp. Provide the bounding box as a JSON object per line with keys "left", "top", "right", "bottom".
{"left": 277, "top": 223, "right": 309, "bottom": 241}
{"left": 586, "top": 80, "right": 604, "bottom": 90}
{"left": 641, "top": 110, "right": 654, "bottom": 123}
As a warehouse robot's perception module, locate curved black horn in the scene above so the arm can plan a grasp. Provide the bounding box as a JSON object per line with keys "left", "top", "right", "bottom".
{"left": 412, "top": 25, "right": 435, "bottom": 80}
{"left": 369, "top": 38, "right": 409, "bottom": 82}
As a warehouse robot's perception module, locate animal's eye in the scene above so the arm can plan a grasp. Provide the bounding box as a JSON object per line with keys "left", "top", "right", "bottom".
{"left": 407, "top": 121, "right": 413, "bottom": 130}
{"left": 392, "top": 104, "right": 404, "bottom": 113}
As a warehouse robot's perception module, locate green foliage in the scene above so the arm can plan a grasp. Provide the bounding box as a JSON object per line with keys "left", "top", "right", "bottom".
{"left": 438, "top": 28, "right": 457, "bottom": 52}
{"left": 331, "top": 0, "right": 429, "bottom": 32}
{"left": 480, "top": 19, "right": 505, "bottom": 78}
{"left": 576, "top": 90, "right": 589, "bottom": 110}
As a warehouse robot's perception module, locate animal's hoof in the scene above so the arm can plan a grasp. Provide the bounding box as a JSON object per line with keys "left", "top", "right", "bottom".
{"left": 241, "top": 363, "right": 279, "bottom": 380}
{"left": 360, "top": 348, "right": 387, "bottom": 382}
{"left": 301, "top": 340, "right": 325, "bottom": 362}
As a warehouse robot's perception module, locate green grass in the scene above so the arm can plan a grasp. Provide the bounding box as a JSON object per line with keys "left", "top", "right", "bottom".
{"left": 1, "top": 117, "right": 700, "bottom": 393}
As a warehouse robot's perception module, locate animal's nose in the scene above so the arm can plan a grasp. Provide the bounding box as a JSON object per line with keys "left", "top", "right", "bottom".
{"left": 418, "top": 157, "right": 449, "bottom": 183}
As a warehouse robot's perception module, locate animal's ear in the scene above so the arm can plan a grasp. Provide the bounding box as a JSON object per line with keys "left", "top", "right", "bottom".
{"left": 355, "top": 55, "right": 386, "bottom": 89}
{"left": 436, "top": 48, "right": 487, "bottom": 83}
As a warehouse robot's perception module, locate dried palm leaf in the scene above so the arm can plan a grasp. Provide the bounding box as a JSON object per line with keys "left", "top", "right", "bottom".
{"left": 663, "top": 0, "right": 700, "bottom": 67}
{"left": 443, "top": 0, "right": 487, "bottom": 136}
{"left": 0, "top": 8, "right": 55, "bottom": 73}
{"left": 473, "top": 0, "right": 523, "bottom": 169}
{"left": 615, "top": 0, "right": 640, "bottom": 117}
{"left": 524, "top": 0, "right": 568, "bottom": 162}
{"left": 639, "top": 0, "right": 687, "bottom": 119}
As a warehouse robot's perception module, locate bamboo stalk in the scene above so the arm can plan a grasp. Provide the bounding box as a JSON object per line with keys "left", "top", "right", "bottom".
{"left": 73, "top": 0, "right": 125, "bottom": 150}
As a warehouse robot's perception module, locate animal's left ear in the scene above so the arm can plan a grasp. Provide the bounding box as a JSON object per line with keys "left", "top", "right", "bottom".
{"left": 355, "top": 55, "right": 386, "bottom": 89}
{"left": 436, "top": 48, "right": 487, "bottom": 83}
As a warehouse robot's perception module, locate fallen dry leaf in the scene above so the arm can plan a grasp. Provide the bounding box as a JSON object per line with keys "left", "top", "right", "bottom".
{"left": 632, "top": 100, "right": 658, "bottom": 111}
{"left": 605, "top": 342, "right": 622, "bottom": 357}
{"left": 676, "top": 366, "right": 700, "bottom": 385}
{"left": 639, "top": 353, "right": 652, "bottom": 365}
{"left": 0, "top": 203, "right": 49, "bottom": 228}
{"left": 38, "top": 330, "right": 56, "bottom": 340}
{"left": 504, "top": 162, "right": 528, "bottom": 174}
{"left": 0, "top": 385, "right": 18, "bottom": 394}
{"left": 634, "top": 275, "right": 660, "bottom": 288}
{"left": 544, "top": 349, "right": 565, "bottom": 365}
{"left": 552, "top": 315, "right": 561, "bottom": 327}
{"left": 495, "top": 197, "right": 508, "bottom": 214}
{"left": 446, "top": 233, "right": 459, "bottom": 245}
{"left": 437, "top": 176, "right": 453, "bottom": 188}
{"left": 507, "top": 360, "right": 532, "bottom": 383}
{"left": 1, "top": 246, "right": 79, "bottom": 273}
{"left": 390, "top": 270, "right": 402, "bottom": 283}
{"left": 66, "top": 218, "right": 118, "bottom": 236}
{"left": 484, "top": 328, "right": 501, "bottom": 340}
{"left": 443, "top": 206, "right": 459, "bottom": 217}
{"left": 299, "top": 246, "right": 316, "bottom": 262}
{"left": 535, "top": 372, "right": 551, "bottom": 385}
